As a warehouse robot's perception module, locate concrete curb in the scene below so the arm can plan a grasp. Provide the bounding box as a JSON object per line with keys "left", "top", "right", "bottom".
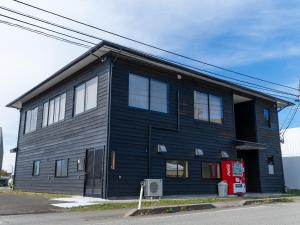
{"left": 125, "top": 197, "right": 292, "bottom": 217}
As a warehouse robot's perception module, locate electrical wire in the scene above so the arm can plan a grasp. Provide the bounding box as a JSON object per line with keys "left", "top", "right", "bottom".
{"left": 0, "top": 19, "right": 92, "bottom": 48}
{"left": 280, "top": 107, "right": 294, "bottom": 130}
{"left": 0, "top": 5, "right": 298, "bottom": 99}
{"left": 9, "top": 0, "right": 300, "bottom": 92}
{"left": 0, "top": 13, "right": 98, "bottom": 46}
{"left": 280, "top": 102, "right": 300, "bottom": 139}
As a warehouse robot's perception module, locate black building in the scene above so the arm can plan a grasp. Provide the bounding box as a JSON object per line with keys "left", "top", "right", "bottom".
{"left": 7, "top": 41, "right": 291, "bottom": 198}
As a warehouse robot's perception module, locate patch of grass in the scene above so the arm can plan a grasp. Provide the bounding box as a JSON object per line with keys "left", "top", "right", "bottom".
{"left": 69, "top": 197, "right": 241, "bottom": 212}
{"left": 0, "top": 189, "right": 68, "bottom": 198}
{"left": 69, "top": 196, "right": 295, "bottom": 212}
{"left": 286, "top": 189, "right": 300, "bottom": 196}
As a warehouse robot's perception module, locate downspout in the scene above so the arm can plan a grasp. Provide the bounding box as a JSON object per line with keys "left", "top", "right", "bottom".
{"left": 104, "top": 57, "right": 113, "bottom": 199}
{"left": 147, "top": 89, "right": 180, "bottom": 178}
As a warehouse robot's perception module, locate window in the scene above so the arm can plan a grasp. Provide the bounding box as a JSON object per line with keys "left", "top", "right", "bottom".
{"left": 77, "top": 158, "right": 85, "bottom": 172}
{"left": 55, "top": 159, "right": 68, "bottom": 177}
{"left": 166, "top": 160, "right": 188, "bottom": 178}
{"left": 32, "top": 160, "right": 40, "bottom": 176}
{"left": 202, "top": 162, "right": 220, "bottom": 179}
{"left": 194, "top": 92, "right": 208, "bottom": 121}
{"left": 110, "top": 151, "right": 116, "bottom": 170}
{"left": 43, "top": 93, "right": 66, "bottom": 127}
{"left": 194, "top": 91, "right": 223, "bottom": 124}
{"left": 24, "top": 107, "right": 38, "bottom": 133}
{"left": 150, "top": 79, "right": 168, "bottom": 113}
{"left": 128, "top": 74, "right": 168, "bottom": 113}
{"left": 74, "top": 76, "right": 98, "bottom": 115}
{"left": 128, "top": 74, "right": 149, "bottom": 110}
{"left": 267, "top": 156, "right": 274, "bottom": 175}
{"left": 263, "top": 109, "right": 270, "bottom": 127}
{"left": 209, "top": 95, "right": 223, "bottom": 124}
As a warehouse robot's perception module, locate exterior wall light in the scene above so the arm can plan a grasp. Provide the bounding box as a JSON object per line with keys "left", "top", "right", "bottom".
{"left": 195, "top": 148, "right": 204, "bottom": 156}
{"left": 221, "top": 151, "right": 229, "bottom": 158}
{"left": 157, "top": 144, "right": 167, "bottom": 153}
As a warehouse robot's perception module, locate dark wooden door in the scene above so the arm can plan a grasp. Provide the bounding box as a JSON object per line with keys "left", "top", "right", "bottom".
{"left": 84, "top": 148, "right": 104, "bottom": 197}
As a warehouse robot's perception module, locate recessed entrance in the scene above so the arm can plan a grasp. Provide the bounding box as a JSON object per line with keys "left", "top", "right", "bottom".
{"left": 237, "top": 150, "right": 261, "bottom": 192}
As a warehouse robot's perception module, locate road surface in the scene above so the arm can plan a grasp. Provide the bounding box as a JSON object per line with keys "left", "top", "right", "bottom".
{"left": 1, "top": 201, "right": 300, "bottom": 225}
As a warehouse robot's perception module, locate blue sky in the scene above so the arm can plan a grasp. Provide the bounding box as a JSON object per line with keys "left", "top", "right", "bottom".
{"left": 0, "top": 0, "right": 300, "bottom": 171}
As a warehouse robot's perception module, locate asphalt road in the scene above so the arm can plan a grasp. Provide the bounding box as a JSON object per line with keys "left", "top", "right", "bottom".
{"left": 1, "top": 201, "right": 300, "bottom": 225}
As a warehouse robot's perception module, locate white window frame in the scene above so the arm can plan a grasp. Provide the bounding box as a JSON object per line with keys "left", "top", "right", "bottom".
{"left": 42, "top": 93, "right": 67, "bottom": 127}
{"left": 24, "top": 107, "right": 38, "bottom": 134}
{"left": 74, "top": 76, "right": 98, "bottom": 116}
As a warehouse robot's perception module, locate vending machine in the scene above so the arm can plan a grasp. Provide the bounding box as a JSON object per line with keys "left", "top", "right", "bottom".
{"left": 221, "top": 160, "right": 246, "bottom": 195}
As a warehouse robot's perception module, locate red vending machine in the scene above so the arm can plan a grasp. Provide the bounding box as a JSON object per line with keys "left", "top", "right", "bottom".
{"left": 221, "top": 160, "right": 246, "bottom": 195}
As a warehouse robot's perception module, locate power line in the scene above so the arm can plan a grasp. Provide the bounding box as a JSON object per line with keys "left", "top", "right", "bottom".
{"left": 280, "top": 107, "right": 293, "bottom": 130}
{"left": 0, "top": 6, "right": 298, "bottom": 100}
{"left": 0, "top": 5, "right": 104, "bottom": 43}
{"left": 0, "top": 19, "right": 92, "bottom": 48}
{"left": 9, "top": 0, "right": 300, "bottom": 92}
{"left": 280, "top": 102, "right": 300, "bottom": 139}
{"left": 0, "top": 13, "right": 97, "bottom": 46}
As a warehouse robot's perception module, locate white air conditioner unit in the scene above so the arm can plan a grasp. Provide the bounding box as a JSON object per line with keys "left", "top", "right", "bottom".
{"left": 144, "top": 179, "right": 163, "bottom": 197}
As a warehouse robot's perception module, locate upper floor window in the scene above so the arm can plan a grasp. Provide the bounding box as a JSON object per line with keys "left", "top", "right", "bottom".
{"left": 194, "top": 91, "right": 223, "bottom": 124}
{"left": 128, "top": 74, "right": 168, "bottom": 113}
{"left": 43, "top": 93, "right": 66, "bottom": 127}
{"left": 32, "top": 160, "right": 40, "bottom": 176}
{"left": 74, "top": 76, "right": 98, "bottom": 115}
{"left": 24, "top": 107, "right": 38, "bottom": 134}
{"left": 263, "top": 109, "right": 270, "bottom": 127}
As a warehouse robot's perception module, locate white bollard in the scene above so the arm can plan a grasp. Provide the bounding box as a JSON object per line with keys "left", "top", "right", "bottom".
{"left": 138, "top": 181, "right": 145, "bottom": 210}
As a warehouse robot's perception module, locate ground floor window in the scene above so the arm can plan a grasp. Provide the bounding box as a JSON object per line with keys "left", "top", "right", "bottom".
{"left": 32, "top": 160, "right": 40, "bottom": 176}
{"left": 166, "top": 160, "right": 189, "bottom": 178}
{"left": 55, "top": 159, "right": 68, "bottom": 177}
{"left": 267, "top": 156, "right": 274, "bottom": 175}
{"left": 202, "top": 162, "right": 220, "bottom": 179}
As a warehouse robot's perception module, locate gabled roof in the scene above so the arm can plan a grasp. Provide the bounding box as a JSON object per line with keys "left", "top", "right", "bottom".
{"left": 7, "top": 40, "right": 293, "bottom": 109}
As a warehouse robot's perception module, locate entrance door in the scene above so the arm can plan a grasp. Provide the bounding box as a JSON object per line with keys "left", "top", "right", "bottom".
{"left": 84, "top": 148, "right": 105, "bottom": 197}
{"left": 237, "top": 150, "right": 261, "bottom": 192}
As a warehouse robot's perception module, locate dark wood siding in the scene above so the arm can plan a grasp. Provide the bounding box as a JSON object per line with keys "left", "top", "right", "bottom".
{"left": 14, "top": 60, "right": 110, "bottom": 195}
{"left": 255, "top": 99, "right": 285, "bottom": 192}
{"left": 108, "top": 58, "right": 236, "bottom": 197}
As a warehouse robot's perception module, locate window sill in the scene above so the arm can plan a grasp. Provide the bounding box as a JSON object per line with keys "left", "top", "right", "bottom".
{"left": 73, "top": 106, "right": 98, "bottom": 118}
{"left": 128, "top": 105, "right": 169, "bottom": 115}
{"left": 194, "top": 118, "right": 224, "bottom": 126}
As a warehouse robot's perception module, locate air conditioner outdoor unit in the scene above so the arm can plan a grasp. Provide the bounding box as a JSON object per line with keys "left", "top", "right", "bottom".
{"left": 144, "top": 179, "right": 163, "bottom": 197}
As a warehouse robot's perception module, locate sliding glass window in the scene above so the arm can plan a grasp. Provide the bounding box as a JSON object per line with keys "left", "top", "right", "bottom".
{"left": 74, "top": 76, "right": 98, "bottom": 115}
{"left": 42, "top": 93, "right": 66, "bottom": 127}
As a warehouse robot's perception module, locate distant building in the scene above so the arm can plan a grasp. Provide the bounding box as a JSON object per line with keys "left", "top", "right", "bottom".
{"left": 0, "top": 127, "right": 3, "bottom": 170}
{"left": 281, "top": 127, "right": 300, "bottom": 189}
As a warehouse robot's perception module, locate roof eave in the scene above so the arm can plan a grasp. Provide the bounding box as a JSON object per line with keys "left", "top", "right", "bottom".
{"left": 6, "top": 40, "right": 294, "bottom": 109}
